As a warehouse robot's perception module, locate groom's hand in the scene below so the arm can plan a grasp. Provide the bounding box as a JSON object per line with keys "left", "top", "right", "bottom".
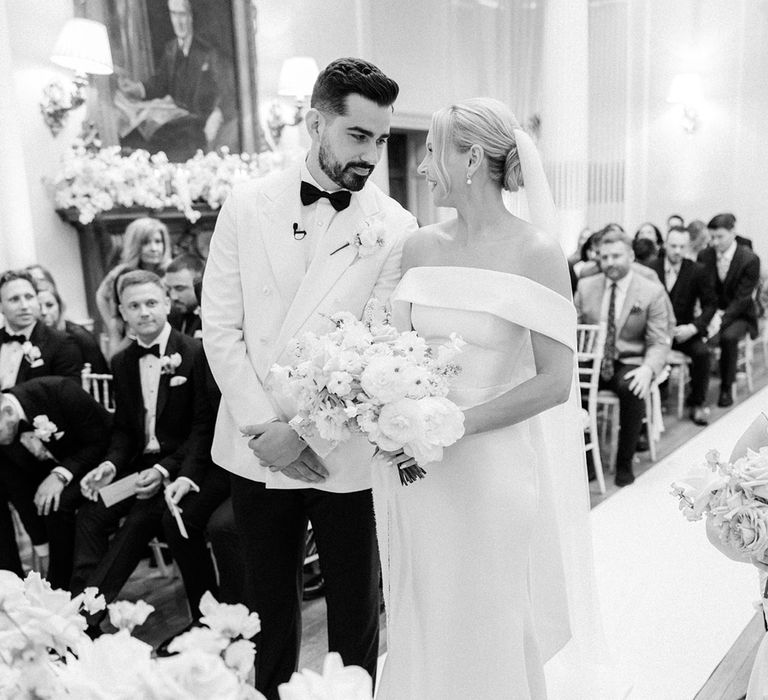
{"left": 242, "top": 421, "right": 307, "bottom": 467}
{"left": 270, "top": 447, "right": 329, "bottom": 483}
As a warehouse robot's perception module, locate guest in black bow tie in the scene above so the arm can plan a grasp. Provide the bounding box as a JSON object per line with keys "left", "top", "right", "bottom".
{"left": 165, "top": 253, "right": 205, "bottom": 339}
{"left": 71, "top": 270, "right": 214, "bottom": 631}
{"left": 0, "top": 270, "right": 83, "bottom": 391}
{"left": 0, "top": 377, "right": 111, "bottom": 588}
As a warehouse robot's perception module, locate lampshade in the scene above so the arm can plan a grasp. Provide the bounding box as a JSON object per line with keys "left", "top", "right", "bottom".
{"left": 51, "top": 18, "right": 114, "bottom": 75}
{"left": 667, "top": 72, "right": 702, "bottom": 105}
{"left": 278, "top": 57, "right": 320, "bottom": 99}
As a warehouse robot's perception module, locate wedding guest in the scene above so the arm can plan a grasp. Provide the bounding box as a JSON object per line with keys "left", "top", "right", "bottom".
{"left": 635, "top": 221, "right": 664, "bottom": 249}
{"left": 95, "top": 217, "right": 172, "bottom": 359}
{"left": 667, "top": 213, "right": 684, "bottom": 231}
{"left": 567, "top": 227, "right": 592, "bottom": 266}
{"left": 202, "top": 57, "right": 417, "bottom": 698}
{"left": 71, "top": 270, "right": 213, "bottom": 634}
{"left": 650, "top": 226, "right": 717, "bottom": 425}
{"left": 697, "top": 212, "right": 760, "bottom": 407}
{"left": 573, "top": 230, "right": 604, "bottom": 279}
{"left": 0, "top": 270, "right": 82, "bottom": 389}
{"left": 632, "top": 237, "right": 658, "bottom": 268}
{"left": 575, "top": 230, "right": 672, "bottom": 486}
{"left": 24, "top": 264, "right": 57, "bottom": 293}
{"left": 38, "top": 288, "right": 108, "bottom": 373}
{"left": 165, "top": 253, "right": 204, "bottom": 338}
{"left": 0, "top": 377, "right": 111, "bottom": 588}
{"left": 687, "top": 219, "right": 710, "bottom": 258}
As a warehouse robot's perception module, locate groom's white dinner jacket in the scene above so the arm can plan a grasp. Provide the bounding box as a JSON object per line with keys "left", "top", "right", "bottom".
{"left": 202, "top": 163, "right": 417, "bottom": 492}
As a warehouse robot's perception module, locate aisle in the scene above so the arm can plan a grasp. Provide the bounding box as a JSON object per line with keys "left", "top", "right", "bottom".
{"left": 590, "top": 385, "right": 768, "bottom": 699}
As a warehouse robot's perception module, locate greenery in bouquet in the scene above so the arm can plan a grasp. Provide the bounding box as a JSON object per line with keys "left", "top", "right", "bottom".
{"left": 53, "top": 140, "right": 286, "bottom": 225}
{"left": 0, "top": 570, "right": 264, "bottom": 700}
{"left": 670, "top": 447, "right": 768, "bottom": 560}
{"left": 269, "top": 303, "right": 466, "bottom": 485}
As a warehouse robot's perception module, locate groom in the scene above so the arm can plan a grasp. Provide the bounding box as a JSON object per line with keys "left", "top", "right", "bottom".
{"left": 202, "top": 57, "right": 417, "bottom": 698}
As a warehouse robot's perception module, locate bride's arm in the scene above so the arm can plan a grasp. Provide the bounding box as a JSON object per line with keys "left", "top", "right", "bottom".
{"left": 461, "top": 333, "right": 573, "bottom": 436}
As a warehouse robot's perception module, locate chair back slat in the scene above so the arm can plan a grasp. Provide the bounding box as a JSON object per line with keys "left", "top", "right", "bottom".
{"left": 576, "top": 323, "right": 606, "bottom": 399}
{"left": 81, "top": 363, "right": 116, "bottom": 413}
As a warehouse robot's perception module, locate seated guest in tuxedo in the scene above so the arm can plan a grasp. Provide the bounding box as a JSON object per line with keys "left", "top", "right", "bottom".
{"left": 650, "top": 227, "right": 717, "bottom": 425}
{"left": 0, "top": 377, "right": 111, "bottom": 588}
{"left": 165, "top": 253, "right": 205, "bottom": 338}
{"left": 575, "top": 230, "right": 672, "bottom": 486}
{"left": 37, "top": 287, "right": 108, "bottom": 374}
{"left": 0, "top": 270, "right": 83, "bottom": 389}
{"left": 687, "top": 219, "right": 710, "bottom": 259}
{"left": 70, "top": 270, "right": 213, "bottom": 631}
{"left": 697, "top": 213, "right": 760, "bottom": 407}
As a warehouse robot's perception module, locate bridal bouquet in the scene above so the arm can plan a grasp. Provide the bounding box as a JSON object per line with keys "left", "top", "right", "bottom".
{"left": 269, "top": 303, "right": 465, "bottom": 485}
{"left": 670, "top": 447, "right": 768, "bottom": 560}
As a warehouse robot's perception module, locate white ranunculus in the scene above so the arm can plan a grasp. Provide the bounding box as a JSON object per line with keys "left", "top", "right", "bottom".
{"left": 199, "top": 591, "right": 261, "bottom": 640}
{"left": 277, "top": 652, "right": 372, "bottom": 700}
{"left": 107, "top": 599, "right": 154, "bottom": 632}
{"left": 376, "top": 399, "right": 424, "bottom": 449}
{"left": 223, "top": 638, "right": 256, "bottom": 680}
{"left": 420, "top": 396, "right": 465, "bottom": 447}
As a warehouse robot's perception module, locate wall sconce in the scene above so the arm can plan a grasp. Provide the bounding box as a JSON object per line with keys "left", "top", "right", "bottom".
{"left": 267, "top": 57, "right": 320, "bottom": 145}
{"left": 41, "top": 18, "right": 113, "bottom": 137}
{"left": 667, "top": 72, "right": 703, "bottom": 134}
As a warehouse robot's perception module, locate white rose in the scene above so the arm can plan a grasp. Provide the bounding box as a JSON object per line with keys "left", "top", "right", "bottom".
{"left": 360, "top": 356, "right": 411, "bottom": 404}
{"left": 168, "top": 625, "right": 229, "bottom": 655}
{"left": 223, "top": 638, "right": 256, "bottom": 680}
{"left": 199, "top": 591, "right": 261, "bottom": 640}
{"left": 722, "top": 505, "right": 768, "bottom": 556}
{"left": 153, "top": 650, "right": 241, "bottom": 700}
{"left": 278, "top": 652, "right": 372, "bottom": 700}
{"left": 107, "top": 599, "right": 154, "bottom": 632}
{"left": 420, "top": 396, "right": 465, "bottom": 446}
{"left": 376, "top": 399, "right": 424, "bottom": 449}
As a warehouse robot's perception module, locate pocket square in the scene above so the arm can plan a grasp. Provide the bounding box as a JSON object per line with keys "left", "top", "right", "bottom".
{"left": 629, "top": 303, "right": 644, "bottom": 315}
{"left": 193, "top": 329, "right": 203, "bottom": 339}
{"left": 169, "top": 376, "right": 187, "bottom": 387}
{"left": 29, "top": 359, "right": 44, "bottom": 368}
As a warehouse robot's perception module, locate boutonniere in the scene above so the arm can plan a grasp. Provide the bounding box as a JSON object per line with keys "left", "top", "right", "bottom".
{"left": 330, "top": 215, "right": 387, "bottom": 258}
{"left": 160, "top": 352, "right": 182, "bottom": 375}
{"left": 33, "top": 415, "right": 64, "bottom": 442}
{"left": 629, "top": 303, "right": 644, "bottom": 315}
{"left": 21, "top": 341, "right": 43, "bottom": 367}
{"left": 19, "top": 431, "right": 55, "bottom": 461}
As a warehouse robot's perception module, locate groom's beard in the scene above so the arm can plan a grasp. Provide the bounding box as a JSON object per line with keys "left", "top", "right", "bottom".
{"left": 318, "top": 138, "right": 374, "bottom": 191}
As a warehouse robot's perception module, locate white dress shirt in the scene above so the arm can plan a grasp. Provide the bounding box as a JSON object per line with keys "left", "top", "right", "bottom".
{"left": 664, "top": 260, "right": 681, "bottom": 292}
{"left": 600, "top": 271, "right": 634, "bottom": 325}
{"left": 299, "top": 161, "right": 345, "bottom": 270}
{"left": 716, "top": 240, "right": 738, "bottom": 281}
{"left": 0, "top": 323, "right": 35, "bottom": 391}
{"left": 138, "top": 323, "right": 172, "bottom": 460}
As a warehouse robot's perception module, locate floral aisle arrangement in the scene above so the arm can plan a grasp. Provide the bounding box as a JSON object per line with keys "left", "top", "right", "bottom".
{"left": 0, "top": 571, "right": 264, "bottom": 699}
{"left": 53, "top": 141, "right": 286, "bottom": 225}
{"left": 269, "top": 302, "right": 466, "bottom": 485}
{"left": 670, "top": 447, "right": 768, "bottom": 562}
{"left": 278, "top": 652, "right": 372, "bottom": 700}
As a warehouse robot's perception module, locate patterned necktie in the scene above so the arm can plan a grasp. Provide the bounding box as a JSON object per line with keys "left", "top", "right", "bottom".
{"left": 601, "top": 282, "right": 618, "bottom": 381}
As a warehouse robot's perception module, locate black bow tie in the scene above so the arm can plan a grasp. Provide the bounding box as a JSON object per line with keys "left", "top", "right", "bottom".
{"left": 300, "top": 181, "right": 352, "bottom": 212}
{"left": 1, "top": 330, "right": 26, "bottom": 345}
{"left": 137, "top": 344, "right": 160, "bottom": 358}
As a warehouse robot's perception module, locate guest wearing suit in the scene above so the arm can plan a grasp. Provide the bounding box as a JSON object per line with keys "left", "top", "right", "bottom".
{"left": 166, "top": 253, "right": 204, "bottom": 339}
{"left": 0, "top": 270, "right": 83, "bottom": 389}
{"left": 697, "top": 213, "right": 760, "bottom": 407}
{"left": 202, "top": 58, "right": 418, "bottom": 698}
{"left": 575, "top": 230, "right": 672, "bottom": 486}
{"left": 650, "top": 227, "right": 717, "bottom": 425}
{"left": 0, "top": 377, "right": 111, "bottom": 588}
{"left": 70, "top": 270, "right": 213, "bottom": 630}
{"left": 0, "top": 269, "right": 83, "bottom": 577}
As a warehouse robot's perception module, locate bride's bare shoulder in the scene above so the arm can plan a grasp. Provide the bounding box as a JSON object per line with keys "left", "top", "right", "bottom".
{"left": 504, "top": 218, "right": 571, "bottom": 298}
{"left": 403, "top": 221, "right": 453, "bottom": 269}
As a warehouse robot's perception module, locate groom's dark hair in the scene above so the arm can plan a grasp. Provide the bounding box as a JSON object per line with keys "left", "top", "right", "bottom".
{"left": 311, "top": 58, "right": 399, "bottom": 116}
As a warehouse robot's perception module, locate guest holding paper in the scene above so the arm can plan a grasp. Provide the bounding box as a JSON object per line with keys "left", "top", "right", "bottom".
{"left": 0, "top": 377, "right": 111, "bottom": 589}
{"left": 70, "top": 270, "right": 213, "bottom": 635}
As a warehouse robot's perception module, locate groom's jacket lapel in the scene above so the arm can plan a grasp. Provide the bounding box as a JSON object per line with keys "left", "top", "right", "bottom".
{"left": 272, "top": 183, "right": 381, "bottom": 359}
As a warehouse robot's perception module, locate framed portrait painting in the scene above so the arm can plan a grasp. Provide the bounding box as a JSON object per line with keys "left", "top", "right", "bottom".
{"left": 80, "top": 0, "right": 266, "bottom": 159}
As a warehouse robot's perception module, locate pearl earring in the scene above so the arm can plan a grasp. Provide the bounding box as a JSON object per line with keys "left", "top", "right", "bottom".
{"left": 466, "top": 175, "right": 472, "bottom": 185}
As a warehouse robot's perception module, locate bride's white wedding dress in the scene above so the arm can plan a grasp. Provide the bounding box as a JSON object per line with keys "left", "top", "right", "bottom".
{"left": 373, "top": 266, "right": 581, "bottom": 700}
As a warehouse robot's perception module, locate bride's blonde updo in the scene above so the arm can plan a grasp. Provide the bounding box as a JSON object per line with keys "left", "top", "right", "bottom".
{"left": 431, "top": 97, "right": 524, "bottom": 192}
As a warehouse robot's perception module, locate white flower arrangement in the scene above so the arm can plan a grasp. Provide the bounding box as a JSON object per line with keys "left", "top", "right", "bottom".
{"left": 160, "top": 352, "right": 183, "bottom": 375}
{"left": 278, "top": 652, "right": 372, "bottom": 700}
{"left": 0, "top": 572, "right": 265, "bottom": 700}
{"left": 32, "top": 414, "right": 63, "bottom": 442}
{"left": 53, "top": 141, "right": 287, "bottom": 225}
{"left": 671, "top": 447, "right": 768, "bottom": 558}
{"left": 269, "top": 301, "right": 465, "bottom": 485}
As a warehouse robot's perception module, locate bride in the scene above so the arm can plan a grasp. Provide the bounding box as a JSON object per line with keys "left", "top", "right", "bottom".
{"left": 373, "top": 98, "right": 606, "bottom": 699}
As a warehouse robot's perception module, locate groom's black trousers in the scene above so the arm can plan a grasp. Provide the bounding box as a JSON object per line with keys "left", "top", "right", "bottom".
{"left": 230, "top": 474, "right": 380, "bottom": 700}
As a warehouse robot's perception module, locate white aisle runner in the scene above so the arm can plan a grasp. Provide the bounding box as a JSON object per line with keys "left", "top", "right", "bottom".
{"left": 591, "top": 385, "right": 768, "bottom": 699}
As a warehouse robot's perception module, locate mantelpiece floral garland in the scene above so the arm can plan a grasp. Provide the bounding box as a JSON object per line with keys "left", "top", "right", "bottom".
{"left": 53, "top": 141, "right": 287, "bottom": 225}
